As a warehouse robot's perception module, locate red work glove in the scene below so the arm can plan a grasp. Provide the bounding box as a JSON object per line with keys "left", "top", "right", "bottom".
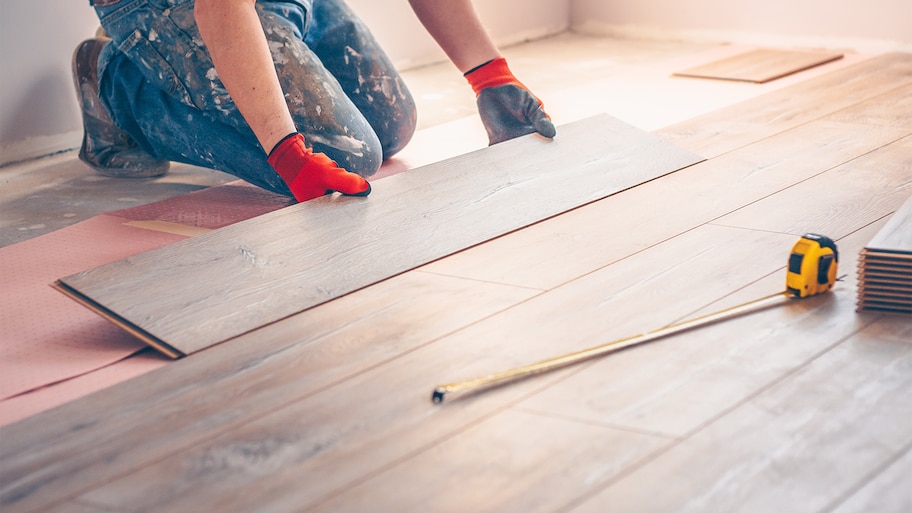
{"left": 267, "top": 133, "right": 371, "bottom": 202}
{"left": 464, "top": 57, "right": 556, "bottom": 145}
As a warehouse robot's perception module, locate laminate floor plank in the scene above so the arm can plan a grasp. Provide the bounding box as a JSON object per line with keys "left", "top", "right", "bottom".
{"left": 311, "top": 409, "right": 672, "bottom": 513}
{"left": 510, "top": 219, "right": 883, "bottom": 440}
{"left": 857, "top": 195, "right": 912, "bottom": 313}
{"left": 712, "top": 135, "right": 912, "bottom": 238}
{"left": 656, "top": 53, "right": 912, "bottom": 157}
{"left": 55, "top": 115, "right": 702, "bottom": 357}
{"left": 826, "top": 84, "right": 912, "bottom": 130}
{"left": 0, "top": 273, "right": 539, "bottom": 513}
{"left": 865, "top": 193, "right": 912, "bottom": 253}
{"left": 421, "top": 120, "right": 909, "bottom": 289}
{"left": 73, "top": 226, "right": 814, "bottom": 512}
{"left": 672, "top": 48, "right": 844, "bottom": 83}
{"left": 828, "top": 444, "right": 912, "bottom": 513}
{"left": 305, "top": 223, "right": 890, "bottom": 513}
{"left": 43, "top": 500, "right": 117, "bottom": 513}
{"left": 565, "top": 314, "right": 911, "bottom": 513}
{"left": 297, "top": 220, "right": 891, "bottom": 513}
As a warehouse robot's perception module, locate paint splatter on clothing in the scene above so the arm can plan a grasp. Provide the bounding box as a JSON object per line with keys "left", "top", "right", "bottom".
{"left": 93, "top": 0, "right": 416, "bottom": 195}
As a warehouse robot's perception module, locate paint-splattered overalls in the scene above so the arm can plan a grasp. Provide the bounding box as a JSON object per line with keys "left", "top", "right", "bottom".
{"left": 92, "top": 0, "right": 417, "bottom": 195}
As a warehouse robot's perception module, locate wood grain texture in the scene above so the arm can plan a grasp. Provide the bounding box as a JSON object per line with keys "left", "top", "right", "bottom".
{"left": 712, "top": 135, "right": 912, "bottom": 239}
{"left": 567, "top": 315, "right": 912, "bottom": 513}
{"left": 311, "top": 409, "right": 671, "bottom": 513}
{"left": 673, "top": 48, "right": 843, "bottom": 83}
{"left": 510, "top": 219, "right": 885, "bottom": 440}
{"left": 826, "top": 84, "right": 912, "bottom": 129}
{"left": 421, "top": 120, "right": 910, "bottom": 289}
{"left": 829, "top": 444, "right": 912, "bottom": 513}
{"left": 657, "top": 53, "right": 912, "bottom": 158}
{"left": 865, "top": 194, "right": 912, "bottom": 253}
{"left": 43, "top": 500, "right": 117, "bottom": 513}
{"left": 74, "top": 226, "right": 817, "bottom": 512}
{"left": 56, "top": 115, "right": 702, "bottom": 356}
{"left": 0, "top": 272, "right": 538, "bottom": 513}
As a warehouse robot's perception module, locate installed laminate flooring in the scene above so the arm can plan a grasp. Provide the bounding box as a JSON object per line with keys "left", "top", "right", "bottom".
{"left": 2, "top": 46, "right": 911, "bottom": 513}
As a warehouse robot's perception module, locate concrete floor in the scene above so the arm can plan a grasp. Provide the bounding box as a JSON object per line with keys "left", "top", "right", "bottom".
{"left": 0, "top": 32, "right": 716, "bottom": 248}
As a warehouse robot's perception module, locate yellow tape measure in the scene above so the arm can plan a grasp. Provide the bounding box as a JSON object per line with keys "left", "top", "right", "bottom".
{"left": 786, "top": 233, "right": 839, "bottom": 298}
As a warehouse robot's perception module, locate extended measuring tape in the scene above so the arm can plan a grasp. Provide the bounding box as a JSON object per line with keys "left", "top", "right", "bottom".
{"left": 431, "top": 233, "right": 840, "bottom": 404}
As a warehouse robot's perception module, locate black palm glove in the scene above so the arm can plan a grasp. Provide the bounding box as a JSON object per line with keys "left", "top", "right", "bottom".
{"left": 465, "top": 58, "right": 556, "bottom": 146}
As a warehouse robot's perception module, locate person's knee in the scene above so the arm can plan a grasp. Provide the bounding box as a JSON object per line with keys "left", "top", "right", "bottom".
{"left": 375, "top": 90, "right": 417, "bottom": 160}
{"left": 312, "top": 130, "right": 383, "bottom": 178}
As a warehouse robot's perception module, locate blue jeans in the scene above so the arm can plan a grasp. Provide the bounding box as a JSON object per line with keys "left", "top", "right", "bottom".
{"left": 93, "top": 0, "right": 417, "bottom": 195}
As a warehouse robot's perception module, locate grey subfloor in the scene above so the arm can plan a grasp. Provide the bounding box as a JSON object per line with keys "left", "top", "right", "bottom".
{"left": 0, "top": 33, "right": 713, "bottom": 248}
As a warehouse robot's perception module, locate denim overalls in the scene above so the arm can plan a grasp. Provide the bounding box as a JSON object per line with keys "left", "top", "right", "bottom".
{"left": 91, "top": 0, "right": 416, "bottom": 194}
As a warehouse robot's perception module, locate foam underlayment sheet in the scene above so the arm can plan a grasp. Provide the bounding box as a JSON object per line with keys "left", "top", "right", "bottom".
{"left": 0, "top": 215, "right": 183, "bottom": 401}
{"left": 0, "top": 182, "right": 295, "bottom": 426}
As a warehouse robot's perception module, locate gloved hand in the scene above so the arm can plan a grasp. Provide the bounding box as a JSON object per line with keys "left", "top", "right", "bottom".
{"left": 464, "top": 57, "right": 556, "bottom": 145}
{"left": 267, "top": 133, "right": 371, "bottom": 202}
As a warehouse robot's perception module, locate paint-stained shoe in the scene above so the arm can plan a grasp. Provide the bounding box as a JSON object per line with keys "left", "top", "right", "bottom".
{"left": 72, "top": 38, "right": 169, "bottom": 178}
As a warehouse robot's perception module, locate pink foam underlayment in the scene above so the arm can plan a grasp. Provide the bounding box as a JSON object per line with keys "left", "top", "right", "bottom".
{"left": 0, "top": 215, "right": 183, "bottom": 419}
{"left": 0, "top": 349, "right": 168, "bottom": 426}
{"left": 0, "top": 182, "right": 298, "bottom": 426}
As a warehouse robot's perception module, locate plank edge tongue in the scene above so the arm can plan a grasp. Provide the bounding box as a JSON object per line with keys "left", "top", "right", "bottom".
{"left": 51, "top": 280, "right": 184, "bottom": 359}
{"left": 54, "top": 114, "right": 704, "bottom": 357}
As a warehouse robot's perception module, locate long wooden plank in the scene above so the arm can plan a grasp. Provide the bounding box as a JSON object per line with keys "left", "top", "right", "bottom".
{"left": 421, "top": 119, "right": 909, "bottom": 289}
{"left": 55, "top": 114, "right": 703, "bottom": 357}
{"left": 865, "top": 194, "right": 912, "bottom": 253}
{"left": 712, "top": 135, "right": 912, "bottom": 238}
{"left": 656, "top": 53, "right": 912, "bottom": 157}
{"left": 826, "top": 84, "right": 912, "bottom": 130}
{"left": 566, "top": 314, "right": 911, "bottom": 513}
{"left": 829, "top": 444, "right": 912, "bottom": 513}
{"left": 313, "top": 409, "right": 672, "bottom": 513}
{"left": 672, "top": 48, "right": 844, "bottom": 83}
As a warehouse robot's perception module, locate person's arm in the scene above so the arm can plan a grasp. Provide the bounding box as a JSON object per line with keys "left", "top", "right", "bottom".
{"left": 408, "top": 0, "right": 556, "bottom": 145}
{"left": 195, "top": 0, "right": 293, "bottom": 153}
{"left": 407, "top": 0, "right": 499, "bottom": 73}
{"left": 194, "top": 0, "right": 370, "bottom": 201}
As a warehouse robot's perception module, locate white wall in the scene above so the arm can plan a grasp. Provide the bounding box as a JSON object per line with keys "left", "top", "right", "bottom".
{"left": 572, "top": 0, "right": 912, "bottom": 52}
{"left": 0, "top": 1, "right": 101, "bottom": 165}
{"left": 0, "top": 0, "right": 568, "bottom": 166}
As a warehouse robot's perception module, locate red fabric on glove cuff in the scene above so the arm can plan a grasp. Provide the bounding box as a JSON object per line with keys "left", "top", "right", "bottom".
{"left": 464, "top": 57, "right": 535, "bottom": 98}
{"left": 267, "top": 133, "right": 370, "bottom": 202}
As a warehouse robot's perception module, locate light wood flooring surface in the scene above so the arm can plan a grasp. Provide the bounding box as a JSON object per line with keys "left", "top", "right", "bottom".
{"left": 1, "top": 40, "right": 911, "bottom": 513}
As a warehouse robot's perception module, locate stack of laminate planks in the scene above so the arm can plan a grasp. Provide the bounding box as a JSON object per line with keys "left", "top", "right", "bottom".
{"left": 857, "top": 195, "right": 912, "bottom": 314}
